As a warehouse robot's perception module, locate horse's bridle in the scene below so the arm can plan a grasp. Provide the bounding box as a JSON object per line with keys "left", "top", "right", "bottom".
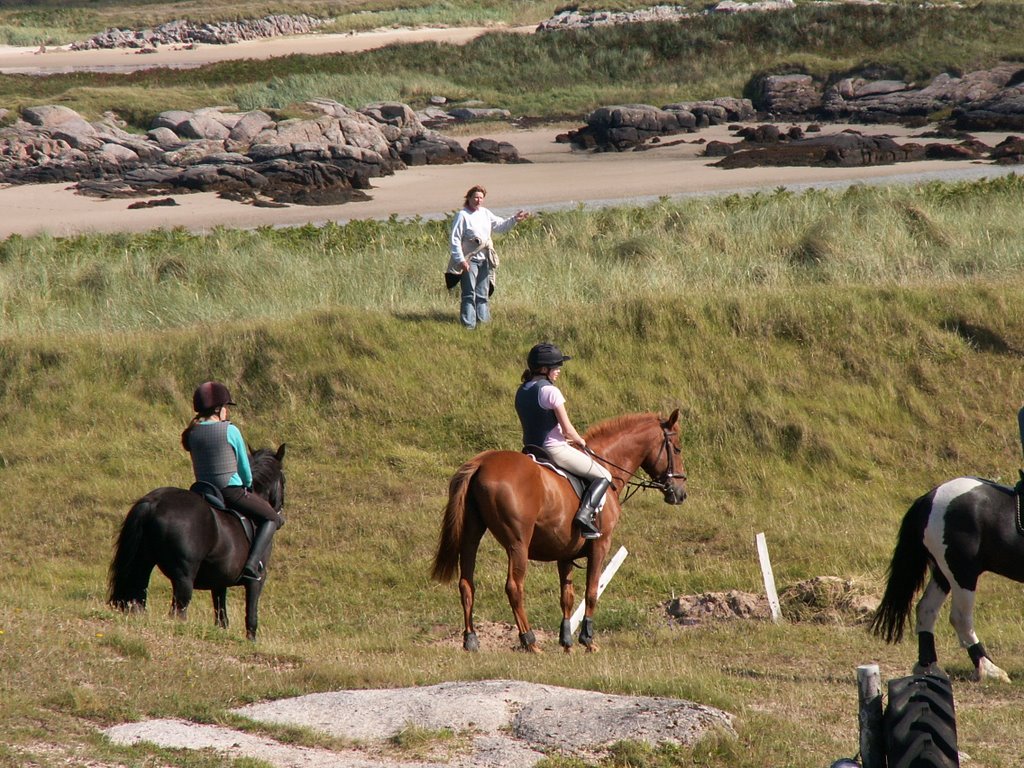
{"left": 587, "top": 426, "right": 687, "bottom": 504}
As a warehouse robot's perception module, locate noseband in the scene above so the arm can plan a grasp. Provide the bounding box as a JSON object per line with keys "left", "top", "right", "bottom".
{"left": 588, "top": 427, "right": 686, "bottom": 504}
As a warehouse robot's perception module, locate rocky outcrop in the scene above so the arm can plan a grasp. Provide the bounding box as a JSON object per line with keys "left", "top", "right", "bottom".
{"left": 751, "top": 74, "right": 825, "bottom": 118}
{"left": 822, "top": 63, "right": 1024, "bottom": 124}
{"left": 467, "top": 137, "right": 528, "bottom": 163}
{"left": 537, "top": 5, "right": 691, "bottom": 30}
{"left": 561, "top": 99, "right": 754, "bottom": 150}
{"left": 748, "top": 63, "right": 1024, "bottom": 130}
{"left": 0, "top": 99, "right": 486, "bottom": 205}
{"left": 70, "top": 15, "right": 328, "bottom": 50}
{"left": 953, "top": 80, "right": 1024, "bottom": 132}
{"left": 536, "top": 0, "right": 797, "bottom": 31}
{"left": 706, "top": 125, "right": 1015, "bottom": 169}
{"left": 565, "top": 105, "right": 694, "bottom": 150}
{"left": 713, "top": 130, "right": 922, "bottom": 168}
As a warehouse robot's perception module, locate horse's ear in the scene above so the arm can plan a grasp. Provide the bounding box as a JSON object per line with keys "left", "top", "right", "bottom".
{"left": 276, "top": 443, "right": 286, "bottom": 463}
{"left": 665, "top": 409, "right": 680, "bottom": 429}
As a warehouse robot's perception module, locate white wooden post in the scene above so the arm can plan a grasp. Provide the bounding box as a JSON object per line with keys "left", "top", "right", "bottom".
{"left": 857, "top": 664, "right": 884, "bottom": 768}
{"left": 570, "top": 546, "right": 628, "bottom": 633}
{"left": 755, "top": 532, "right": 782, "bottom": 622}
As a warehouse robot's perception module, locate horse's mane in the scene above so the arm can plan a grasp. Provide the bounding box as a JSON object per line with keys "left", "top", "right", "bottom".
{"left": 249, "top": 448, "right": 280, "bottom": 492}
{"left": 584, "top": 412, "right": 659, "bottom": 445}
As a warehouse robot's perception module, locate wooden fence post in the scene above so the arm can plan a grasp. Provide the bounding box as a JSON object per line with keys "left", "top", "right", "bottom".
{"left": 755, "top": 532, "right": 782, "bottom": 622}
{"left": 857, "top": 663, "right": 884, "bottom": 768}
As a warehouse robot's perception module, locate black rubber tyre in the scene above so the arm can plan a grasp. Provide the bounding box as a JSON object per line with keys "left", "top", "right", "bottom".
{"left": 883, "top": 673, "right": 959, "bottom": 768}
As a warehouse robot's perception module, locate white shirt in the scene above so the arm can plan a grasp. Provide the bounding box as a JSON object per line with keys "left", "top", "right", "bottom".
{"left": 449, "top": 206, "right": 517, "bottom": 264}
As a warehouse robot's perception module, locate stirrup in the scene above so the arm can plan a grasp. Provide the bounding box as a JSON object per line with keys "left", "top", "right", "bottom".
{"left": 240, "top": 562, "right": 264, "bottom": 582}
{"left": 575, "top": 510, "right": 601, "bottom": 540}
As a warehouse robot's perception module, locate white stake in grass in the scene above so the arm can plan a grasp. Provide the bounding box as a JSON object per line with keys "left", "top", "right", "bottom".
{"left": 756, "top": 532, "right": 782, "bottom": 622}
{"left": 570, "top": 546, "right": 628, "bottom": 633}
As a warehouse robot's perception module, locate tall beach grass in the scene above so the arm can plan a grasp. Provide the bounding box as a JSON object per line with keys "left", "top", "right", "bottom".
{"left": 4, "top": 176, "right": 1024, "bottom": 336}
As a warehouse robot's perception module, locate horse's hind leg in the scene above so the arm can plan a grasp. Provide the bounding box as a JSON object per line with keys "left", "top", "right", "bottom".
{"left": 212, "top": 588, "right": 229, "bottom": 630}
{"left": 505, "top": 546, "right": 539, "bottom": 653}
{"left": 458, "top": 514, "right": 486, "bottom": 652}
{"left": 913, "top": 574, "right": 949, "bottom": 674}
{"left": 948, "top": 582, "right": 1010, "bottom": 682}
{"left": 557, "top": 560, "right": 575, "bottom": 653}
{"left": 168, "top": 576, "right": 194, "bottom": 621}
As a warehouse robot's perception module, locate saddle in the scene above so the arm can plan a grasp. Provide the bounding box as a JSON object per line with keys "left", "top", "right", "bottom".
{"left": 523, "top": 446, "right": 586, "bottom": 499}
{"left": 188, "top": 481, "right": 256, "bottom": 542}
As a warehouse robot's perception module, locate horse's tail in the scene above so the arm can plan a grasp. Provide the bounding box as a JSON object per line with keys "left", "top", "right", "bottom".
{"left": 108, "top": 495, "right": 156, "bottom": 609}
{"left": 431, "top": 456, "right": 484, "bottom": 583}
{"left": 870, "top": 492, "right": 934, "bottom": 644}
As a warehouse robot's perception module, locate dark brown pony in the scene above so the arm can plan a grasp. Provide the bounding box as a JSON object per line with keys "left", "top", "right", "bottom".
{"left": 432, "top": 410, "right": 686, "bottom": 652}
{"left": 108, "top": 445, "right": 286, "bottom": 640}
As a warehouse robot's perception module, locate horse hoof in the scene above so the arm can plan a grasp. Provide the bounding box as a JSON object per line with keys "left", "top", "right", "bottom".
{"left": 974, "top": 658, "right": 1011, "bottom": 683}
{"left": 584, "top": 642, "right": 600, "bottom": 654}
{"left": 463, "top": 632, "right": 480, "bottom": 652}
{"left": 562, "top": 644, "right": 572, "bottom": 654}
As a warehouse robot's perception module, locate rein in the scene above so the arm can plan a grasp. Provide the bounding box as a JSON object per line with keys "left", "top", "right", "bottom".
{"left": 585, "top": 426, "right": 686, "bottom": 504}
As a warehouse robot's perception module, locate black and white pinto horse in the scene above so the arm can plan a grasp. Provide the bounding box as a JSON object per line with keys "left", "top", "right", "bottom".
{"left": 872, "top": 476, "right": 1021, "bottom": 682}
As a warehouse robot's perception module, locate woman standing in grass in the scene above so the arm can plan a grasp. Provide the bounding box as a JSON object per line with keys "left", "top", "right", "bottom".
{"left": 447, "top": 185, "right": 529, "bottom": 329}
{"left": 182, "top": 381, "right": 283, "bottom": 582}
{"left": 515, "top": 343, "right": 612, "bottom": 539}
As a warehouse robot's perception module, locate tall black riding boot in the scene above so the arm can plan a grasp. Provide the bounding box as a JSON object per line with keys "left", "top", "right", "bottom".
{"left": 575, "top": 478, "right": 610, "bottom": 540}
{"left": 241, "top": 520, "right": 277, "bottom": 582}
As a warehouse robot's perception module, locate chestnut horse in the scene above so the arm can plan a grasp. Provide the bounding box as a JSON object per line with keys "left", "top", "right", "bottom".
{"left": 431, "top": 410, "right": 687, "bottom": 652}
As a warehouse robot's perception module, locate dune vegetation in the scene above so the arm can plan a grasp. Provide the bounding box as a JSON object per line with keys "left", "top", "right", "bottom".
{"left": 4, "top": 176, "right": 1024, "bottom": 766}
{"left": 0, "top": 3, "right": 1022, "bottom": 124}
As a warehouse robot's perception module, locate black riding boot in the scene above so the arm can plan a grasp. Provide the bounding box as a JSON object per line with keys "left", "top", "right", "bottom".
{"left": 1016, "top": 469, "right": 1024, "bottom": 496}
{"left": 575, "top": 478, "right": 610, "bottom": 540}
{"left": 241, "top": 520, "right": 278, "bottom": 582}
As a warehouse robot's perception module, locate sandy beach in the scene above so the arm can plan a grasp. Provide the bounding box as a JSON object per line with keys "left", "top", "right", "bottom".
{"left": 0, "top": 27, "right": 1019, "bottom": 239}
{"left": 0, "top": 25, "right": 534, "bottom": 75}
{"left": 0, "top": 122, "right": 1019, "bottom": 240}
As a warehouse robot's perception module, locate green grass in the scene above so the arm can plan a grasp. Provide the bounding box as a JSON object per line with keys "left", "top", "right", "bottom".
{"left": 5, "top": 176, "right": 1024, "bottom": 765}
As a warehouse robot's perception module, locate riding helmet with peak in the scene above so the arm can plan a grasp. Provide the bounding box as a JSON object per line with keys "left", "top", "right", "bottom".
{"left": 193, "top": 381, "right": 236, "bottom": 413}
{"left": 527, "top": 342, "right": 571, "bottom": 369}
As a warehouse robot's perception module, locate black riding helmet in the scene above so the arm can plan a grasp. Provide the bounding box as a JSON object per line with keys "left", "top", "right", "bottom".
{"left": 527, "top": 342, "right": 572, "bottom": 369}
{"left": 193, "top": 381, "right": 236, "bottom": 414}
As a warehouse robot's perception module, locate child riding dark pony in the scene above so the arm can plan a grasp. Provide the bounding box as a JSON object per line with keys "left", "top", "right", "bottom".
{"left": 181, "top": 381, "right": 283, "bottom": 582}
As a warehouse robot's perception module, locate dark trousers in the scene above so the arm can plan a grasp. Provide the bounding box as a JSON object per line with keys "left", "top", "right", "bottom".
{"left": 222, "top": 486, "right": 279, "bottom": 525}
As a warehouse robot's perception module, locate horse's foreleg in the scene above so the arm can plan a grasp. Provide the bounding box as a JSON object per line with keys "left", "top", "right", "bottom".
{"left": 912, "top": 575, "right": 948, "bottom": 674}
{"left": 949, "top": 584, "right": 1010, "bottom": 683}
{"left": 577, "top": 548, "right": 605, "bottom": 652}
{"left": 244, "top": 583, "right": 261, "bottom": 641}
{"left": 557, "top": 560, "right": 575, "bottom": 653}
{"left": 212, "top": 588, "right": 229, "bottom": 630}
{"left": 505, "top": 547, "right": 539, "bottom": 653}
{"left": 458, "top": 516, "right": 486, "bottom": 652}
